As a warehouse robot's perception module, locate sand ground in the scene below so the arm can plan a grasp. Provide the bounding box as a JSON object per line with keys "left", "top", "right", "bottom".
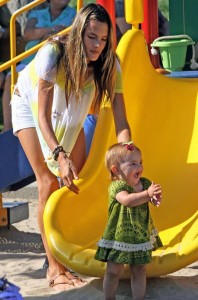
{"left": 0, "top": 198, "right": 198, "bottom": 299}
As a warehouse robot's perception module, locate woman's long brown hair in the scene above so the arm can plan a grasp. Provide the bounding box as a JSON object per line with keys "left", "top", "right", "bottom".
{"left": 49, "top": 3, "right": 117, "bottom": 112}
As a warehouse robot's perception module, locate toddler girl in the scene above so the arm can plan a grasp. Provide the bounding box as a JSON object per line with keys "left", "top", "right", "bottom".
{"left": 95, "top": 142, "right": 163, "bottom": 300}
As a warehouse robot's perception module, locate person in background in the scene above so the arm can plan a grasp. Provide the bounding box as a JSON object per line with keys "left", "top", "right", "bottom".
{"left": 95, "top": 142, "right": 163, "bottom": 300}
{"left": 115, "top": 0, "right": 131, "bottom": 44}
{"left": 0, "top": 4, "right": 21, "bottom": 40}
{"left": 0, "top": 68, "right": 5, "bottom": 93}
{"left": 11, "top": 3, "right": 131, "bottom": 290}
{"left": 155, "top": 9, "right": 170, "bottom": 74}
{"left": 69, "top": 0, "right": 95, "bottom": 7}
{"left": 158, "top": 9, "right": 169, "bottom": 37}
{"left": 0, "top": 4, "right": 21, "bottom": 92}
{"left": 0, "top": 15, "right": 6, "bottom": 91}
{"left": 1, "top": 0, "right": 76, "bottom": 133}
{"left": 22, "top": 0, "right": 76, "bottom": 65}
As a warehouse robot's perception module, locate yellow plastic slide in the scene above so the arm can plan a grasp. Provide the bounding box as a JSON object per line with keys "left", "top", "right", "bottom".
{"left": 44, "top": 27, "right": 198, "bottom": 278}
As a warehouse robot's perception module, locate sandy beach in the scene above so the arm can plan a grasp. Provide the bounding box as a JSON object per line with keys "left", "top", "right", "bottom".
{"left": 0, "top": 197, "right": 198, "bottom": 300}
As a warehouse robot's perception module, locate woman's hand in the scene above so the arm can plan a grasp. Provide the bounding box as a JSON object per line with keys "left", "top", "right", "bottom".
{"left": 37, "top": 79, "right": 80, "bottom": 194}
{"left": 58, "top": 153, "right": 79, "bottom": 194}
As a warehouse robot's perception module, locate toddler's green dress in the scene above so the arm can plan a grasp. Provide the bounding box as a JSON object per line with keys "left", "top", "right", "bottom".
{"left": 95, "top": 178, "right": 163, "bottom": 265}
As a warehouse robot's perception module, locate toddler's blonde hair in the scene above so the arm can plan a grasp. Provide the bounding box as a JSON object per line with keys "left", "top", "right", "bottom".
{"left": 105, "top": 142, "right": 141, "bottom": 180}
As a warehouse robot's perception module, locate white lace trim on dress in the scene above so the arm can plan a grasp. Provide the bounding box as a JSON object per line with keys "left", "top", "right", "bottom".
{"left": 97, "top": 229, "right": 159, "bottom": 252}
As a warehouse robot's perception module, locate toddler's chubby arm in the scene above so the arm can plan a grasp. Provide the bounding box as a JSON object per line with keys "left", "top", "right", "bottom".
{"left": 116, "top": 181, "right": 162, "bottom": 208}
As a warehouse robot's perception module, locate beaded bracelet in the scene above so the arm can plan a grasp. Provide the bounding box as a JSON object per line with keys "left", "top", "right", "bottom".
{"left": 52, "top": 145, "right": 66, "bottom": 161}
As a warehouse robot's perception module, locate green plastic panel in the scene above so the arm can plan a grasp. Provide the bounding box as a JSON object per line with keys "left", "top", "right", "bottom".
{"left": 169, "top": 0, "right": 198, "bottom": 42}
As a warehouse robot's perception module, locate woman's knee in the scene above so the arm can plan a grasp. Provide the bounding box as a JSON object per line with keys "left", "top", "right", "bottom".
{"left": 37, "top": 172, "right": 59, "bottom": 201}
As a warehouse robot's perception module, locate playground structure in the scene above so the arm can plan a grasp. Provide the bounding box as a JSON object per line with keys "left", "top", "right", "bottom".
{"left": 0, "top": 0, "right": 197, "bottom": 277}
{"left": 43, "top": 0, "right": 198, "bottom": 278}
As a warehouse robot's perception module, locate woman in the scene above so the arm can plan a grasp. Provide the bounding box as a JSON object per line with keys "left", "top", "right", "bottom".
{"left": 11, "top": 3, "right": 131, "bottom": 291}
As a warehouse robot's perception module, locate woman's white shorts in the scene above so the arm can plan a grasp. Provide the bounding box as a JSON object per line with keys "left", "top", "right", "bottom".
{"left": 11, "top": 92, "right": 35, "bottom": 136}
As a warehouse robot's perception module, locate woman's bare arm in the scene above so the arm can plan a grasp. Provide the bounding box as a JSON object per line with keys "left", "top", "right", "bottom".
{"left": 112, "top": 93, "right": 131, "bottom": 142}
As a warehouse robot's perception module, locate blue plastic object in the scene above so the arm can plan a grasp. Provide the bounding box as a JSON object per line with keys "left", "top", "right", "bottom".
{"left": 83, "top": 114, "right": 97, "bottom": 157}
{"left": 0, "top": 277, "right": 23, "bottom": 299}
{"left": 167, "top": 70, "right": 198, "bottom": 78}
{"left": 0, "top": 129, "right": 35, "bottom": 192}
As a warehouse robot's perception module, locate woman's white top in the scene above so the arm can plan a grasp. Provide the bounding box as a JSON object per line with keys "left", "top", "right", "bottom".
{"left": 15, "top": 43, "right": 123, "bottom": 176}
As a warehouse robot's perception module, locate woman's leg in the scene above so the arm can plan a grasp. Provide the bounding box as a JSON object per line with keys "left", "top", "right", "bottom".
{"left": 103, "top": 261, "right": 124, "bottom": 300}
{"left": 18, "top": 127, "right": 86, "bottom": 290}
{"left": 70, "top": 127, "right": 86, "bottom": 172}
{"left": 130, "top": 264, "right": 146, "bottom": 300}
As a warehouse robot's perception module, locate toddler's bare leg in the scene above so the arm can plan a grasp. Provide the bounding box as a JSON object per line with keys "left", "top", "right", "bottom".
{"left": 130, "top": 264, "right": 146, "bottom": 300}
{"left": 103, "top": 261, "right": 124, "bottom": 300}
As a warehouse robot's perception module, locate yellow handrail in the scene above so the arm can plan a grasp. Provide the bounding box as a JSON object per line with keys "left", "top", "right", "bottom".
{"left": 0, "top": 0, "right": 9, "bottom": 6}
{"left": 77, "top": 0, "right": 83, "bottom": 11}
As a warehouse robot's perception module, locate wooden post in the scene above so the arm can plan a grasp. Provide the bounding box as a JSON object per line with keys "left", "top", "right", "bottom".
{"left": 0, "top": 193, "right": 8, "bottom": 226}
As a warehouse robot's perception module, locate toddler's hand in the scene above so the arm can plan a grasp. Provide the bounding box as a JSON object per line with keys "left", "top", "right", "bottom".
{"left": 150, "top": 195, "right": 162, "bottom": 207}
{"left": 147, "top": 181, "right": 162, "bottom": 206}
